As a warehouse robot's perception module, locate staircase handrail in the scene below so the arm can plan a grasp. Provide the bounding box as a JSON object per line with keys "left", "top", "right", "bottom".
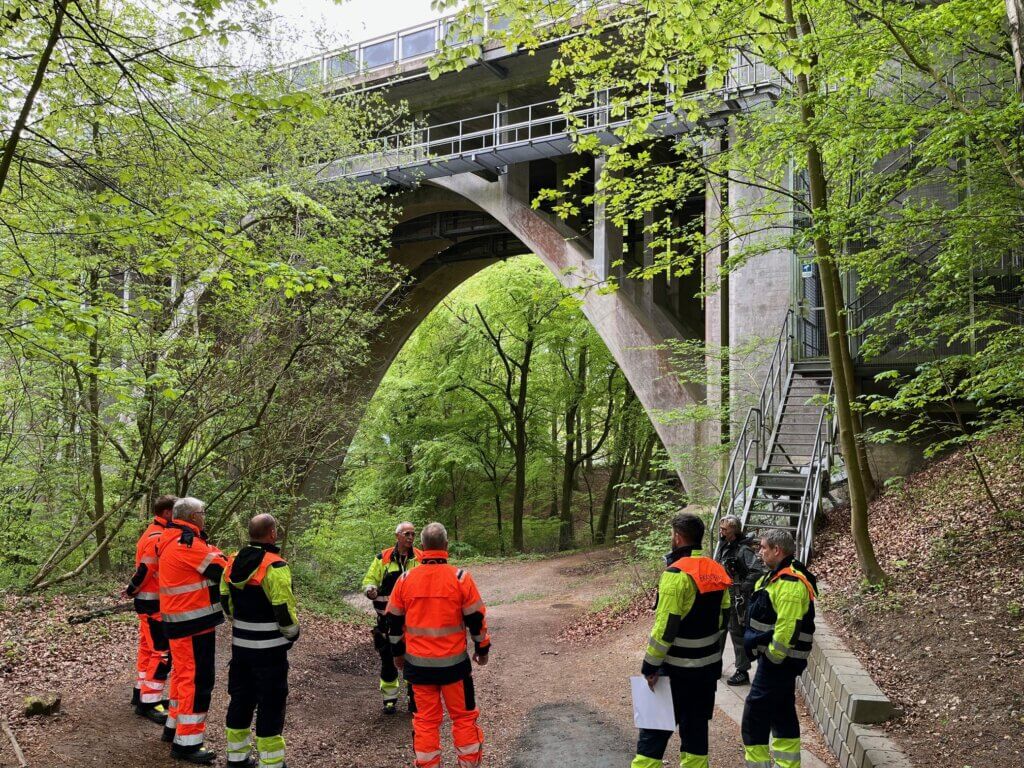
{"left": 711, "top": 310, "right": 794, "bottom": 556}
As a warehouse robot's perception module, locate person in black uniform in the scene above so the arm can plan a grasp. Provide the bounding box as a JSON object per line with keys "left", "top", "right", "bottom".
{"left": 221, "top": 514, "right": 299, "bottom": 768}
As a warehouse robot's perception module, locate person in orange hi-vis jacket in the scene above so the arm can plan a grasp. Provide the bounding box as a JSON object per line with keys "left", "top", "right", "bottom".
{"left": 157, "top": 496, "right": 228, "bottom": 765}
{"left": 125, "top": 494, "right": 177, "bottom": 724}
{"left": 386, "top": 522, "right": 491, "bottom": 768}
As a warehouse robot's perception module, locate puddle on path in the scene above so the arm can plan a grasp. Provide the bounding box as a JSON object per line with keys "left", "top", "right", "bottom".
{"left": 510, "top": 702, "right": 635, "bottom": 767}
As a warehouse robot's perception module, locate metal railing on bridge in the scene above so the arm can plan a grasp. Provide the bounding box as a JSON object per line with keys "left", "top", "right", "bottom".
{"left": 285, "top": 1, "right": 612, "bottom": 89}
{"left": 321, "top": 54, "right": 783, "bottom": 184}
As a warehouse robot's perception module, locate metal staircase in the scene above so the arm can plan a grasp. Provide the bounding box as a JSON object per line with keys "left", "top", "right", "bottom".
{"left": 711, "top": 310, "right": 837, "bottom": 562}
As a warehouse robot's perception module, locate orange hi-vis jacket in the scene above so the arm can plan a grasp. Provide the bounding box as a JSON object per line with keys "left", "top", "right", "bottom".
{"left": 386, "top": 550, "right": 491, "bottom": 685}
{"left": 126, "top": 517, "right": 168, "bottom": 615}
{"left": 157, "top": 519, "right": 228, "bottom": 640}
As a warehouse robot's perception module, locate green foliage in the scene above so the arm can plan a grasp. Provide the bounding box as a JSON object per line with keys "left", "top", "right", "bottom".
{"left": 328, "top": 256, "right": 660, "bottom": 571}
{"left": 0, "top": 0, "right": 408, "bottom": 590}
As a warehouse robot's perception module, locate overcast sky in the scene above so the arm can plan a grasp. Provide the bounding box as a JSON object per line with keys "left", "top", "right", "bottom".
{"left": 271, "top": 0, "right": 443, "bottom": 57}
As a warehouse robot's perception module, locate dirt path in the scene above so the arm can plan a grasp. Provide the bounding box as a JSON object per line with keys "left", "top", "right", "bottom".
{"left": 1, "top": 549, "right": 827, "bottom": 767}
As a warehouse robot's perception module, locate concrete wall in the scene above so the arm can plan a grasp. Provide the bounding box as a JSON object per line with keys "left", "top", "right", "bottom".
{"left": 799, "top": 618, "right": 913, "bottom": 768}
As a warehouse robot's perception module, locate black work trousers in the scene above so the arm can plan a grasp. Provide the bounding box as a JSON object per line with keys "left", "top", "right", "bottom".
{"left": 635, "top": 672, "right": 717, "bottom": 760}
{"left": 225, "top": 656, "right": 289, "bottom": 739}
{"left": 374, "top": 617, "right": 398, "bottom": 684}
{"left": 741, "top": 658, "right": 800, "bottom": 745}
{"left": 727, "top": 602, "right": 751, "bottom": 673}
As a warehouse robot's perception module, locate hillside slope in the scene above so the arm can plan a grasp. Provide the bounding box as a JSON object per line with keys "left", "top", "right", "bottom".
{"left": 814, "top": 431, "right": 1024, "bottom": 768}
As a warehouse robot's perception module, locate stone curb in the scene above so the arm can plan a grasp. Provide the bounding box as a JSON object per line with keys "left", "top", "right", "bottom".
{"left": 798, "top": 617, "right": 914, "bottom": 768}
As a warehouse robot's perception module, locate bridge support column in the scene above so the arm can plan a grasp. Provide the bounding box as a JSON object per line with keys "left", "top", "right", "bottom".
{"left": 592, "top": 156, "right": 621, "bottom": 282}
{"left": 727, "top": 141, "right": 794, "bottom": 411}
{"left": 497, "top": 93, "right": 531, "bottom": 204}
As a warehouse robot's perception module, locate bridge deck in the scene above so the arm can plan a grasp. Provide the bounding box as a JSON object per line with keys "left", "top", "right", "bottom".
{"left": 321, "top": 65, "right": 783, "bottom": 185}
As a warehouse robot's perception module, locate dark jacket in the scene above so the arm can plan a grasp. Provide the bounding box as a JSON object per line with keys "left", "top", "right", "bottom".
{"left": 715, "top": 534, "right": 765, "bottom": 597}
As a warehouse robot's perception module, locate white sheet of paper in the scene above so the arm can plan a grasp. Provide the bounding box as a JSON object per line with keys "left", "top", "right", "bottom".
{"left": 630, "top": 675, "right": 676, "bottom": 731}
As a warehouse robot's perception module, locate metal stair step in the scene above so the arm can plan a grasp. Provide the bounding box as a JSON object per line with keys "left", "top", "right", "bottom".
{"left": 749, "top": 497, "right": 805, "bottom": 506}
{"left": 742, "top": 523, "right": 800, "bottom": 533}
{"left": 755, "top": 477, "right": 807, "bottom": 493}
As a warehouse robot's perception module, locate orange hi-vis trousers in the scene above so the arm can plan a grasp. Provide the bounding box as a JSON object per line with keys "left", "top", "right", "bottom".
{"left": 135, "top": 613, "right": 170, "bottom": 705}
{"left": 411, "top": 678, "right": 483, "bottom": 768}
{"left": 167, "top": 629, "right": 216, "bottom": 749}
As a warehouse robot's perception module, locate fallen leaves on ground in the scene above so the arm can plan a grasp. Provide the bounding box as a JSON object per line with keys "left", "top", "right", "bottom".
{"left": 556, "top": 587, "right": 656, "bottom": 645}
{"left": 814, "top": 430, "right": 1024, "bottom": 768}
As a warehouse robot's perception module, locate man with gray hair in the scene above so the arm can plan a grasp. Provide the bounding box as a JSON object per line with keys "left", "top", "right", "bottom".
{"left": 157, "top": 496, "right": 228, "bottom": 764}
{"left": 741, "top": 529, "right": 818, "bottom": 768}
{"left": 387, "top": 522, "right": 490, "bottom": 768}
{"left": 714, "top": 515, "right": 765, "bottom": 686}
{"left": 361, "top": 521, "right": 421, "bottom": 713}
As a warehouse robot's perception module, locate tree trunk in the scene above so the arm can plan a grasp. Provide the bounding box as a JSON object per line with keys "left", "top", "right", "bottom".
{"left": 835, "top": 299, "right": 877, "bottom": 499}
{"left": 596, "top": 445, "right": 625, "bottom": 544}
{"left": 784, "top": 0, "right": 885, "bottom": 584}
{"left": 86, "top": 270, "right": 111, "bottom": 573}
{"left": 558, "top": 346, "right": 588, "bottom": 550}
{"left": 558, "top": 399, "right": 580, "bottom": 550}
{"left": 0, "top": 1, "right": 65, "bottom": 197}
{"left": 511, "top": 338, "right": 534, "bottom": 552}
{"left": 494, "top": 493, "right": 505, "bottom": 554}
{"left": 1008, "top": 0, "right": 1024, "bottom": 102}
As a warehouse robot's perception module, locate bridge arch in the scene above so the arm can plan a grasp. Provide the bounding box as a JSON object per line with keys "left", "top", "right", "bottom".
{"left": 296, "top": 176, "right": 712, "bottom": 508}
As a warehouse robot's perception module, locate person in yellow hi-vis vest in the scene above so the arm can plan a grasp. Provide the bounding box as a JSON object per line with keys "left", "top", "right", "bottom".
{"left": 631, "top": 513, "right": 733, "bottom": 768}
{"left": 741, "top": 529, "right": 817, "bottom": 768}
{"left": 362, "top": 522, "right": 422, "bottom": 714}
{"left": 221, "top": 513, "right": 299, "bottom": 768}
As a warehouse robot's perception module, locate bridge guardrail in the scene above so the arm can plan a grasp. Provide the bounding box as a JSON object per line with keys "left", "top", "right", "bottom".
{"left": 326, "top": 54, "right": 783, "bottom": 181}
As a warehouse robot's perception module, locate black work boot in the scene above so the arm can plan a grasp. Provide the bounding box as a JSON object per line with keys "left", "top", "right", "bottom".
{"left": 135, "top": 703, "right": 168, "bottom": 725}
{"left": 161, "top": 726, "right": 176, "bottom": 743}
{"left": 170, "top": 745, "right": 217, "bottom": 764}
{"left": 131, "top": 688, "right": 140, "bottom": 708}
{"left": 383, "top": 700, "right": 397, "bottom": 715}
{"left": 727, "top": 670, "right": 750, "bottom": 686}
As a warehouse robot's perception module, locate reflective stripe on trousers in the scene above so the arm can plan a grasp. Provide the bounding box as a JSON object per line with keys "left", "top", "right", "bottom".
{"left": 256, "top": 734, "right": 286, "bottom": 767}
{"left": 772, "top": 736, "right": 802, "bottom": 768}
{"left": 225, "top": 727, "right": 251, "bottom": 763}
{"left": 381, "top": 677, "right": 400, "bottom": 701}
{"left": 744, "top": 744, "right": 771, "bottom": 767}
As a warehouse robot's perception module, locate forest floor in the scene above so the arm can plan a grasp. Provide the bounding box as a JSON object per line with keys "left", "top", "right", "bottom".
{"left": 0, "top": 546, "right": 837, "bottom": 768}
{"left": 815, "top": 431, "right": 1024, "bottom": 768}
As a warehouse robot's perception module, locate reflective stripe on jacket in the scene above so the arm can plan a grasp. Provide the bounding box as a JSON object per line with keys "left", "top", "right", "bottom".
{"left": 386, "top": 550, "right": 490, "bottom": 685}
{"left": 222, "top": 544, "right": 299, "bottom": 660}
{"left": 362, "top": 546, "right": 422, "bottom": 616}
{"left": 642, "top": 547, "right": 732, "bottom": 678}
{"left": 157, "top": 519, "right": 227, "bottom": 639}
{"left": 743, "top": 557, "right": 817, "bottom": 673}
{"left": 127, "top": 517, "right": 167, "bottom": 614}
